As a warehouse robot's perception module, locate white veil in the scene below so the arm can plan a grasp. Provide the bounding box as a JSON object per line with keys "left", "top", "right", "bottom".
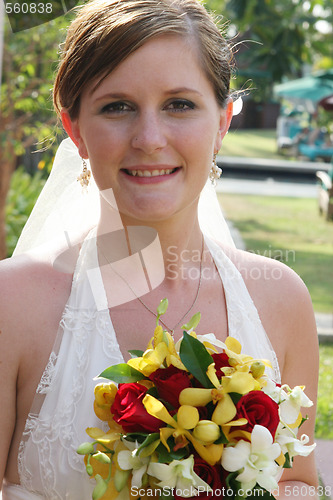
{"left": 13, "top": 137, "right": 235, "bottom": 258}
{"left": 13, "top": 138, "right": 100, "bottom": 256}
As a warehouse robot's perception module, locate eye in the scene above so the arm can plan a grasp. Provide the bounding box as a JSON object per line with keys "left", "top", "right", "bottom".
{"left": 101, "top": 101, "right": 133, "bottom": 114}
{"left": 165, "top": 99, "right": 196, "bottom": 112}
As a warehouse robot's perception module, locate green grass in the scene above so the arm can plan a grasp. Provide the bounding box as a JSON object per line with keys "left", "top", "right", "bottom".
{"left": 219, "top": 194, "right": 333, "bottom": 313}
{"left": 217, "top": 192, "right": 333, "bottom": 441}
{"left": 317, "top": 344, "right": 333, "bottom": 439}
{"left": 221, "top": 129, "right": 284, "bottom": 159}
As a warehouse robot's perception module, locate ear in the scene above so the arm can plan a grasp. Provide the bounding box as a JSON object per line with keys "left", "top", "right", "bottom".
{"left": 214, "top": 99, "right": 233, "bottom": 152}
{"left": 61, "top": 109, "right": 89, "bottom": 159}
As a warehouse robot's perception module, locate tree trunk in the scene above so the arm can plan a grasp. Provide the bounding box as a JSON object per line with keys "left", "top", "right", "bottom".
{"left": 0, "top": 145, "right": 15, "bottom": 260}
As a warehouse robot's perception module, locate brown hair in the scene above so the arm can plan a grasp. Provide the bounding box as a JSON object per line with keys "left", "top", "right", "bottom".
{"left": 53, "top": 0, "right": 232, "bottom": 119}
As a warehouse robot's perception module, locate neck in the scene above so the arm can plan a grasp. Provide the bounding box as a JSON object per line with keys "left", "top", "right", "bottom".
{"left": 96, "top": 192, "right": 204, "bottom": 285}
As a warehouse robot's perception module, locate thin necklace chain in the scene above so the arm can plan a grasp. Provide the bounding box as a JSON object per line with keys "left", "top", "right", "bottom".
{"left": 97, "top": 234, "right": 204, "bottom": 336}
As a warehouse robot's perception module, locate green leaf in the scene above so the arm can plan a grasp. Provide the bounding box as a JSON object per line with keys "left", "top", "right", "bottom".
{"left": 182, "top": 312, "right": 201, "bottom": 331}
{"left": 214, "top": 428, "right": 229, "bottom": 444}
{"left": 156, "top": 298, "right": 169, "bottom": 326}
{"left": 253, "top": 488, "right": 276, "bottom": 499}
{"left": 122, "top": 432, "right": 150, "bottom": 442}
{"left": 136, "top": 433, "right": 160, "bottom": 455}
{"left": 159, "top": 488, "right": 174, "bottom": 500}
{"left": 98, "top": 363, "right": 145, "bottom": 383}
{"left": 283, "top": 452, "right": 292, "bottom": 468}
{"left": 225, "top": 471, "right": 243, "bottom": 498}
{"left": 146, "top": 386, "right": 159, "bottom": 398}
{"left": 299, "top": 415, "right": 308, "bottom": 428}
{"left": 179, "top": 332, "right": 214, "bottom": 388}
{"left": 229, "top": 392, "right": 243, "bottom": 405}
{"left": 128, "top": 350, "right": 144, "bottom": 358}
{"left": 156, "top": 440, "right": 188, "bottom": 462}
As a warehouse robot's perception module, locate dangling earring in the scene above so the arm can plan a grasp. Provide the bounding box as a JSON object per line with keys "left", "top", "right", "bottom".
{"left": 209, "top": 153, "right": 222, "bottom": 187}
{"left": 77, "top": 158, "right": 91, "bottom": 190}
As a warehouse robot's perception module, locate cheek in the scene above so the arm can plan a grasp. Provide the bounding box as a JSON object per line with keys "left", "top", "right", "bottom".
{"left": 81, "top": 117, "right": 128, "bottom": 157}
{"left": 183, "top": 118, "right": 219, "bottom": 154}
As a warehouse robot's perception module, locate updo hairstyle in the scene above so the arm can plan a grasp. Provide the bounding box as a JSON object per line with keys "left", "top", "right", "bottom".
{"left": 53, "top": 0, "right": 232, "bottom": 119}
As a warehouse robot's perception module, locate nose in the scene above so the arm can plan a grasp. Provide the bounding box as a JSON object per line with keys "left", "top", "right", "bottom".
{"left": 131, "top": 110, "right": 167, "bottom": 154}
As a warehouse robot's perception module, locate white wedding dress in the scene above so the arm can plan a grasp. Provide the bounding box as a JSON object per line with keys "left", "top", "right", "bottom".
{"left": 2, "top": 232, "right": 280, "bottom": 500}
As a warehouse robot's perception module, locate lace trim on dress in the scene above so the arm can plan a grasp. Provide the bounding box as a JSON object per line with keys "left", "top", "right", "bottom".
{"left": 18, "top": 302, "right": 123, "bottom": 497}
{"left": 36, "top": 352, "right": 58, "bottom": 394}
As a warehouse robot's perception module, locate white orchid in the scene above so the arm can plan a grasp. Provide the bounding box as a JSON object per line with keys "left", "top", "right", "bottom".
{"left": 117, "top": 440, "right": 150, "bottom": 489}
{"left": 275, "top": 423, "right": 316, "bottom": 460}
{"left": 221, "top": 425, "right": 282, "bottom": 492}
{"left": 263, "top": 381, "right": 313, "bottom": 426}
{"left": 147, "top": 455, "right": 211, "bottom": 498}
{"left": 262, "top": 377, "right": 286, "bottom": 404}
{"left": 279, "top": 385, "right": 313, "bottom": 425}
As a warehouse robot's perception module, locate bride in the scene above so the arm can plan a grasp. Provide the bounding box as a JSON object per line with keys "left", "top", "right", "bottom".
{"left": 0, "top": 0, "right": 318, "bottom": 498}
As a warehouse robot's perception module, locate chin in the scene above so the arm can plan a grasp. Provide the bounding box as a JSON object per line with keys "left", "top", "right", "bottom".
{"left": 119, "top": 200, "right": 182, "bottom": 225}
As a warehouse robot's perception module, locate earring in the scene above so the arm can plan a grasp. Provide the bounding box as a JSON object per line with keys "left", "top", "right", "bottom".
{"left": 77, "top": 158, "right": 91, "bottom": 190}
{"left": 209, "top": 153, "right": 222, "bottom": 187}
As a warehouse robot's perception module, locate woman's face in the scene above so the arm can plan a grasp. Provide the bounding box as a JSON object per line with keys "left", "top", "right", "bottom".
{"left": 64, "top": 35, "right": 232, "bottom": 224}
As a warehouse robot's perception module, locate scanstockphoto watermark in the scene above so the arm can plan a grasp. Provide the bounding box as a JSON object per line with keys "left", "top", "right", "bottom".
{"left": 248, "top": 245, "right": 296, "bottom": 264}
{"left": 3, "top": 0, "right": 80, "bottom": 32}
{"left": 131, "top": 486, "right": 280, "bottom": 498}
{"left": 131, "top": 486, "right": 332, "bottom": 498}
{"left": 166, "top": 245, "right": 296, "bottom": 282}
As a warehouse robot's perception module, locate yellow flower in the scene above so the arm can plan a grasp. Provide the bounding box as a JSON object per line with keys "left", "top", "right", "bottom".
{"left": 221, "top": 337, "right": 272, "bottom": 381}
{"left": 127, "top": 326, "right": 186, "bottom": 376}
{"left": 192, "top": 420, "right": 220, "bottom": 444}
{"left": 180, "top": 364, "right": 255, "bottom": 426}
{"left": 94, "top": 383, "right": 118, "bottom": 422}
{"left": 86, "top": 427, "right": 122, "bottom": 447}
{"left": 142, "top": 395, "right": 223, "bottom": 466}
{"left": 127, "top": 342, "right": 169, "bottom": 376}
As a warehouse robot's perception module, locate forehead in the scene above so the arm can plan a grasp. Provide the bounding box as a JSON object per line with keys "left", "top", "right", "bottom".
{"left": 87, "top": 35, "right": 215, "bottom": 99}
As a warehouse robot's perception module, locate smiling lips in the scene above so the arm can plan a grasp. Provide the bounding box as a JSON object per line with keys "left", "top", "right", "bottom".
{"left": 123, "top": 167, "right": 179, "bottom": 177}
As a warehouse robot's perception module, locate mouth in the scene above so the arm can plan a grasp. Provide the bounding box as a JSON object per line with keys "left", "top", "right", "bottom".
{"left": 123, "top": 167, "right": 179, "bottom": 177}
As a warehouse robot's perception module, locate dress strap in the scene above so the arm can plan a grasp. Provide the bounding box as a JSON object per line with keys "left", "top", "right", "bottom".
{"left": 205, "top": 237, "right": 281, "bottom": 383}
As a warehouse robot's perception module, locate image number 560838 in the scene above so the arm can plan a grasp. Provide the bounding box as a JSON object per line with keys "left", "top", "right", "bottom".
{"left": 4, "top": 0, "right": 79, "bottom": 32}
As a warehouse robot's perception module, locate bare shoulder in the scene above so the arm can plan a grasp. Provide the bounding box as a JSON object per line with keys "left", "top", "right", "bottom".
{"left": 0, "top": 251, "right": 72, "bottom": 330}
{"left": 225, "top": 245, "right": 313, "bottom": 310}
{"left": 0, "top": 250, "right": 73, "bottom": 368}
{"left": 222, "top": 245, "right": 317, "bottom": 374}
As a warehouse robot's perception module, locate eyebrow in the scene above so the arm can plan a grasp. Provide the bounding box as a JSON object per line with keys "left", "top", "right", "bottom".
{"left": 165, "top": 87, "right": 203, "bottom": 96}
{"left": 92, "top": 87, "right": 203, "bottom": 103}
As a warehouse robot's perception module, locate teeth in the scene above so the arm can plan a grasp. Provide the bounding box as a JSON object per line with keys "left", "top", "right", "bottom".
{"left": 127, "top": 168, "right": 175, "bottom": 177}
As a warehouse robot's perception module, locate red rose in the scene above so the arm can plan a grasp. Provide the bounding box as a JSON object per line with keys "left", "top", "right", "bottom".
{"left": 212, "top": 353, "right": 230, "bottom": 379}
{"left": 236, "top": 391, "right": 280, "bottom": 438}
{"left": 111, "top": 383, "right": 164, "bottom": 433}
{"left": 174, "top": 457, "right": 226, "bottom": 500}
{"left": 149, "top": 365, "right": 192, "bottom": 408}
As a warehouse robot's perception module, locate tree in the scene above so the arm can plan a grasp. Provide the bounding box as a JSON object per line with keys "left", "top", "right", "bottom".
{"left": 206, "top": 0, "right": 333, "bottom": 101}
{"left": 0, "top": 16, "right": 68, "bottom": 258}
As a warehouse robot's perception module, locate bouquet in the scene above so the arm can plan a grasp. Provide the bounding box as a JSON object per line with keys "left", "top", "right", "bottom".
{"left": 78, "top": 299, "right": 316, "bottom": 500}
